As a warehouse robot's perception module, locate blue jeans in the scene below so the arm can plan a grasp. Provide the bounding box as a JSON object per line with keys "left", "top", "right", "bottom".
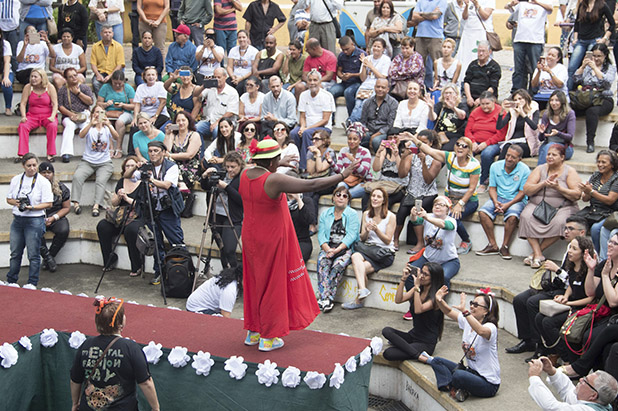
{"left": 19, "top": 18, "right": 47, "bottom": 40}
{"left": 337, "top": 181, "right": 365, "bottom": 198}
{"left": 600, "top": 227, "right": 618, "bottom": 259}
{"left": 196, "top": 120, "right": 217, "bottom": 157}
{"left": 150, "top": 208, "right": 184, "bottom": 274}
{"left": 290, "top": 126, "right": 330, "bottom": 170}
{"left": 427, "top": 357, "right": 500, "bottom": 397}
{"left": 6, "top": 215, "right": 46, "bottom": 286}
{"left": 361, "top": 131, "right": 386, "bottom": 153}
{"left": 456, "top": 200, "right": 478, "bottom": 243}
{"left": 1, "top": 72, "right": 13, "bottom": 110}
{"left": 512, "top": 42, "right": 544, "bottom": 91}
{"left": 329, "top": 82, "right": 360, "bottom": 116}
{"left": 537, "top": 143, "right": 573, "bottom": 165}
{"left": 348, "top": 98, "right": 366, "bottom": 123}
{"left": 480, "top": 144, "right": 501, "bottom": 185}
{"left": 568, "top": 38, "right": 600, "bottom": 90}
{"left": 215, "top": 30, "right": 237, "bottom": 54}
{"left": 406, "top": 255, "right": 460, "bottom": 288}
{"left": 95, "top": 21, "right": 124, "bottom": 44}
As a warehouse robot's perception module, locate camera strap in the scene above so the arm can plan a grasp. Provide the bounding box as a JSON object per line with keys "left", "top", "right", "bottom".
{"left": 18, "top": 172, "right": 37, "bottom": 197}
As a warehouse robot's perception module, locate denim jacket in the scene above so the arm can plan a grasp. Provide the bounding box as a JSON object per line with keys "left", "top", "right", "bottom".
{"left": 318, "top": 206, "right": 360, "bottom": 249}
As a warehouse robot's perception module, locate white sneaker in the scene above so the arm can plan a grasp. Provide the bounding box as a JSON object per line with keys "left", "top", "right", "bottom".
{"left": 358, "top": 288, "right": 371, "bottom": 299}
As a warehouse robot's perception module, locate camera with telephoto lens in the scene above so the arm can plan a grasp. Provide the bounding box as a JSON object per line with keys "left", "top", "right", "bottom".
{"left": 17, "top": 196, "right": 30, "bottom": 212}
{"left": 139, "top": 162, "right": 154, "bottom": 180}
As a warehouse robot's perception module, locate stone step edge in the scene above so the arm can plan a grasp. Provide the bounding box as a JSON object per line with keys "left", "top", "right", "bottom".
{"left": 11, "top": 228, "right": 517, "bottom": 304}
{"left": 373, "top": 356, "right": 465, "bottom": 411}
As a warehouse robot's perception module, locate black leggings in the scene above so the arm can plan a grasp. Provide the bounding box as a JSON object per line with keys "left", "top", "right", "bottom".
{"left": 214, "top": 214, "right": 241, "bottom": 268}
{"left": 96, "top": 219, "right": 143, "bottom": 272}
{"left": 382, "top": 326, "right": 436, "bottom": 361}
{"left": 41, "top": 217, "right": 70, "bottom": 257}
{"left": 305, "top": 185, "right": 336, "bottom": 225}
{"left": 571, "top": 324, "right": 618, "bottom": 379}
{"left": 577, "top": 98, "right": 614, "bottom": 145}
{"left": 396, "top": 194, "right": 437, "bottom": 226}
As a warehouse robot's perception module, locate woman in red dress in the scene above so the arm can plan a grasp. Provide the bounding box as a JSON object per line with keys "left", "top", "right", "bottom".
{"left": 240, "top": 139, "right": 356, "bottom": 351}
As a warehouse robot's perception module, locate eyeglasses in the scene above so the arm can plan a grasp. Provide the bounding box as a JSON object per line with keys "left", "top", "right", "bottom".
{"left": 564, "top": 225, "right": 578, "bottom": 232}
{"left": 335, "top": 192, "right": 349, "bottom": 199}
{"left": 470, "top": 301, "right": 488, "bottom": 309}
{"left": 434, "top": 203, "right": 448, "bottom": 208}
{"left": 312, "top": 137, "right": 323, "bottom": 141}
{"left": 418, "top": 271, "right": 430, "bottom": 277}
{"left": 274, "top": 127, "right": 285, "bottom": 132}
{"left": 582, "top": 377, "right": 599, "bottom": 395}
{"left": 246, "top": 83, "right": 256, "bottom": 87}
{"left": 455, "top": 142, "right": 469, "bottom": 149}
{"left": 245, "top": 127, "right": 256, "bottom": 132}
{"left": 609, "top": 240, "right": 618, "bottom": 247}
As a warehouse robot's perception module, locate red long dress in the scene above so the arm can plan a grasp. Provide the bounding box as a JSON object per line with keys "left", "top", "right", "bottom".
{"left": 239, "top": 170, "right": 320, "bottom": 339}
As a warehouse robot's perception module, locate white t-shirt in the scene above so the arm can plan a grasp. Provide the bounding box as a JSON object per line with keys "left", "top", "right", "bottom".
{"left": 277, "top": 143, "right": 300, "bottom": 174}
{"left": 394, "top": 100, "right": 429, "bottom": 130}
{"left": 458, "top": 312, "right": 501, "bottom": 385}
{"left": 240, "top": 92, "right": 264, "bottom": 118}
{"left": 16, "top": 41, "right": 49, "bottom": 72}
{"left": 298, "top": 88, "right": 336, "bottom": 131}
{"left": 88, "top": 0, "right": 124, "bottom": 26}
{"left": 196, "top": 44, "right": 224, "bottom": 76}
{"left": 7, "top": 172, "right": 53, "bottom": 217}
{"left": 83, "top": 126, "right": 112, "bottom": 164}
{"left": 462, "top": 0, "right": 495, "bottom": 32}
{"left": 0, "top": 0, "right": 20, "bottom": 31}
{"left": 1, "top": 40, "right": 11, "bottom": 58}
{"left": 134, "top": 81, "right": 169, "bottom": 118}
{"left": 533, "top": 63, "right": 568, "bottom": 96}
{"left": 228, "top": 45, "right": 259, "bottom": 78}
{"left": 359, "top": 54, "right": 391, "bottom": 90}
{"left": 513, "top": 2, "right": 550, "bottom": 44}
{"left": 52, "top": 43, "right": 84, "bottom": 72}
{"left": 186, "top": 277, "right": 238, "bottom": 314}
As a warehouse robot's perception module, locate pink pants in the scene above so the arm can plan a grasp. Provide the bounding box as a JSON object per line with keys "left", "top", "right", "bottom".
{"left": 18, "top": 115, "right": 58, "bottom": 156}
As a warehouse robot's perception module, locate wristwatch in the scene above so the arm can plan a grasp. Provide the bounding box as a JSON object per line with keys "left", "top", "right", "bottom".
{"left": 458, "top": 200, "right": 465, "bottom": 207}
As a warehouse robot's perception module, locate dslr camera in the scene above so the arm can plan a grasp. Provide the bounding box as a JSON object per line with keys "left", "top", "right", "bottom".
{"left": 139, "top": 162, "right": 154, "bottom": 180}
{"left": 17, "top": 196, "right": 30, "bottom": 212}
{"left": 205, "top": 169, "right": 227, "bottom": 189}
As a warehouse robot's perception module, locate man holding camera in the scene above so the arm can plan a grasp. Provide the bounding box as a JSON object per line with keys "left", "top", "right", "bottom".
{"left": 141, "top": 140, "right": 185, "bottom": 285}
{"left": 195, "top": 28, "right": 224, "bottom": 82}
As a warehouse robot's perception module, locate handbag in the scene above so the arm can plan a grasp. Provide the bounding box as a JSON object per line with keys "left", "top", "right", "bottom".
{"left": 476, "top": 11, "right": 502, "bottom": 51}
{"left": 364, "top": 180, "right": 403, "bottom": 195}
{"left": 401, "top": 193, "right": 415, "bottom": 207}
{"left": 560, "top": 294, "right": 611, "bottom": 354}
{"left": 136, "top": 225, "right": 155, "bottom": 256}
{"left": 343, "top": 174, "right": 363, "bottom": 188}
{"left": 83, "top": 336, "right": 120, "bottom": 410}
{"left": 532, "top": 187, "right": 561, "bottom": 225}
{"left": 44, "top": 8, "right": 57, "bottom": 37}
{"left": 390, "top": 79, "right": 410, "bottom": 100}
{"left": 354, "top": 241, "right": 394, "bottom": 261}
{"left": 320, "top": 0, "right": 341, "bottom": 38}
{"left": 66, "top": 89, "right": 87, "bottom": 123}
{"left": 577, "top": 205, "right": 610, "bottom": 224}
{"left": 568, "top": 88, "right": 604, "bottom": 111}
{"left": 539, "top": 299, "right": 571, "bottom": 317}
{"left": 604, "top": 212, "right": 618, "bottom": 230}
{"left": 105, "top": 205, "right": 137, "bottom": 228}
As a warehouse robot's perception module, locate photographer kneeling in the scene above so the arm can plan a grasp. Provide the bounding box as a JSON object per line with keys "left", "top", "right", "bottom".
{"left": 137, "top": 140, "right": 185, "bottom": 285}
{"left": 200, "top": 151, "right": 244, "bottom": 268}
{"left": 6, "top": 153, "right": 53, "bottom": 287}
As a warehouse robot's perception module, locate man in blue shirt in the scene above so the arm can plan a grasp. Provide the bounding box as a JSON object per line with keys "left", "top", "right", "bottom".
{"left": 476, "top": 145, "right": 530, "bottom": 259}
{"left": 165, "top": 24, "right": 197, "bottom": 76}
{"left": 408, "top": 0, "right": 447, "bottom": 88}
{"left": 328, "top": 36, "right": 366, "bottom": 116}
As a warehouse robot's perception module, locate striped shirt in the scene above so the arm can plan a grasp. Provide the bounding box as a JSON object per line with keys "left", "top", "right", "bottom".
{"left": 214, "top": 0, "right": 237, "bottom": 31}
{"left": 334, "top": 146, "right": 372, "bottom": 181}
{"left": 445, "top": 151, "right": 480, "bottom": 201}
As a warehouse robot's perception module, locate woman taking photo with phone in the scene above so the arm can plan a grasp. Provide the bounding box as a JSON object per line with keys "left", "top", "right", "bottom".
{"left": 382, "top": 262, "right": 445, "bottom": 362}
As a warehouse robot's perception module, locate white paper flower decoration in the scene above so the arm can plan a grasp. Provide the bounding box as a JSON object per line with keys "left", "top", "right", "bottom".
{"left": 256, "top": 360, "right": 280, "bottom": 387}
{"left": 76, "top": 293, "right": 89, "bottom": 297}
{"left": 329, "top": 363, "right": 345, "bottom": 389}
{"left": 68, "top": 331, "right": 87, "bottom": 349}
{"left": 0, "top": 280, "right": 5, "bottom": 286}
{"left": 6, "top": 282, "right": 19, "bottom": 288}
{"left": 127, "top": 300, "right": 139, "bottom": 305}
{"left": 338, "top": 333, "right": 350, "bottom": 337}
{"left": 345, "top": 356, "right": 357, "bottom": 373}
{"left": 168, "top": 346, "right": 190, "bottom": 368}
{"left": 19, "top": 336, "right": 32, "bottom": 351}
{"left": 22, "top": 284, "right": 36, "bottom": 290}
{"left": 0, "top": 343, "right": 18, "bottom": 368}
{"left": 40, "top": 287, "right": 54, "bottom": 293}
{"left": 224, "top": 356, "right": 247, "bottom": 380}
{"left": 40, "top": 329, "right": 58, "bottom": 347}
{"left": 370, "top": 337, "right": 383, "bottom": 355}
{"left": 142, "top": 341, "right": 163, "bottom": 364}
{"left": 303, "top": 371, "right": 326, "bottom": 389}
{"left": 281, "top": 366, "right": 301, "bottom": 388}
{"left": 59, "top": 290, "right": 72, "bottom": 295}
{"left": 167, "top": 306, "right": 182, "bottom": 311}
{"left": 359, "top": 347, "right": 372, "bottom": 366}
{"left": 95, "top": 295, "right": 105, "bottom": 300}
{"left": 147, "top": 304, "right": 155, "bottom": 307}
{"left": 192, "top": 351, "right": 215, "bottom": 376}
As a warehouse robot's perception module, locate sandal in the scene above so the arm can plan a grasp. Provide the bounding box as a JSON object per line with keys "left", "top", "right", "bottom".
{"left": 47, "top": 156, "right": 55, "bottom": 163}
{"left": 92, "top": 207, "right": 100, "bottom": 217}
{"left": 129, "top": 269, "right": 142, "bottom": 277}
{"left": 73, "top": 204, "right": 82, "bottom": 215}
{"left": 530, "top": 258, "right": 542, "bottom": 269}
{"left": 14, "top": 156, "right": 22, "bottom": 163}
{"left": 112, "top": 149, "right": 123, "bottom": 159}
{"left": 523, "top": 255, "right": 533, "bottom": 266}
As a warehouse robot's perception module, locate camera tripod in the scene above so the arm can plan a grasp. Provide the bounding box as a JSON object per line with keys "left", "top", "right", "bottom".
{"left": 192, "top": 183, "right": 242, "bottom": 292}
{"left": 94, "top": 178, "right": 168, "bottom": 304}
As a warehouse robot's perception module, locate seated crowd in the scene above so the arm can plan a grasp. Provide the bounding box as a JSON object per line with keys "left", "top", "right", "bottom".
{"left": 7, "top": 0, "right": 618, "bottom": 406}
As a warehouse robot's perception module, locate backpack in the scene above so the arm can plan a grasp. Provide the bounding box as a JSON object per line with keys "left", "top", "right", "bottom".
{"left": 163, "top": 245, "right": 195, "bottom": 298}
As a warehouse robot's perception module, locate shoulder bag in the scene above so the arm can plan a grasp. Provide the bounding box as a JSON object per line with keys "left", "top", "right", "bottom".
{"left": 354, "top": 240, "right": 394, "bottom": 261}
{"left": 532, "top": 187, "right": 564, "bottom": 225}
{"left": 320, "top": 0, "right": 341, "bottom": 38}
{"left": 560, "top": 289, "right": 613, "bottom": 354}
{"left": 476, "top": 10, "right": 502, "bottom": 51}
{"left": 83, "top": 336, "right": 120, "bottom": 409}
{"left": 105, "top": 205, "right": 137, "bottom": 228}
{"left": 539, "top": 299, "right": 570, "bottom": 317}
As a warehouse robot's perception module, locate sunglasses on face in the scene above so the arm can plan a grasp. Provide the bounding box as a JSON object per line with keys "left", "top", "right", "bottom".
{"left": 274, "top": 128, "right": 285, "bottom": 132}
{"left": 335, "top": 192, "right": 349, "bottom": 199}
{"left": 245, "top": 128, "right": 256, "bottom": 132}
{"left": 456, "top": 142, "right": 469, "bottom": 149}
{"left": 312, "top": 137, "right": 322, "bottom": 141}
{"left": 470, "top": 301, "right": 487, "bottom": 309}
